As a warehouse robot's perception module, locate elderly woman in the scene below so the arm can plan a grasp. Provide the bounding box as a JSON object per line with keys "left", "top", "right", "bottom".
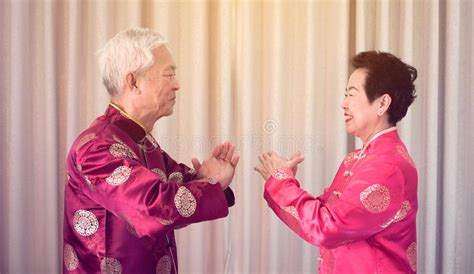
{"left": 255, "top": 51, "right": 418, "bottom": 273}
{"left": 63, "top": 28, "right": 239, "bottom": 273}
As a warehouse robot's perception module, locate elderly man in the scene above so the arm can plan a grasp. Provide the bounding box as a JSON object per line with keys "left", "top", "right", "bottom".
{"left": 63, "top": 28, "right": 239, "bottom": 273}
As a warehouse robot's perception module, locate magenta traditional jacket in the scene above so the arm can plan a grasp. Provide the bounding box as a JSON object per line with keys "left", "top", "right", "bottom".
{"left": 63, "top": 104, "right": 234, "bottom": 273}
{"left": 264, "top": 128, "right": 418, "bottom": 273}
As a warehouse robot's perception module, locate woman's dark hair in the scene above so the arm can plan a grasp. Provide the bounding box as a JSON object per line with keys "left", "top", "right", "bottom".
{"left": 351, "top": 51, "right": 417, "bottom": 125}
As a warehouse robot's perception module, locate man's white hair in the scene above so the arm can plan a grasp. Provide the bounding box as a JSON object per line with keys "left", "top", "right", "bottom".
{"left": 98, "top": 27, "right": 168, "bottom": 96}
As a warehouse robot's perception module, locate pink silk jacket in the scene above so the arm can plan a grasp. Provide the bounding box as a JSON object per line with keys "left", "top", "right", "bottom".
{"left": 264, "top": 128, "right": 418, "bottom": 273}
{"left": 63, "top": 105, "right": 234, "bottom": 273}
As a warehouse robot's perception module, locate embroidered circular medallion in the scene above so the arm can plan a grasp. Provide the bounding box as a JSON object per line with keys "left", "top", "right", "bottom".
{"left": 109, "top": 143, "right": 137, "bottom": 159}
{"left": 174, "top": 186, "right": 197, "bottom": 217}
{"left": 168, "top": 172, "right": 183, "bottom": 183}
{"left": 156, "top": 255, "right": 172, "bottom": 274}
{"left": 406, "top": 242, "right": 417, "bottom": 272}
{"left": 106, "top": 166, "right": 132, "bottom": 186}
{"left": 73, "top": 209, "right": 99, "bottom": 236}
{"left": 100, "top": 257, "right": 122, "bottom": 274}
{"left": 152, "top": 168, "right": 168, "bottom": 183}
{"left": 360, "top": 184, "right": 391, "bottom": 213}
{"left": 63, "top": 244, "right": 79, "bottom": 270}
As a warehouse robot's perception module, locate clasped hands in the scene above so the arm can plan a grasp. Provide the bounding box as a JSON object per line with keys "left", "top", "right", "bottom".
{"left": 191, "top": 142, "right": 240, "bottom": 189}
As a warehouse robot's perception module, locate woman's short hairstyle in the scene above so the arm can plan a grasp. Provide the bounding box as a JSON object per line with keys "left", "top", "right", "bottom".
{"left": 351, "top": 51, "right": 417, "bottom": 125}
{"left": 98, "top": 27, "right": 168, "bottom": 96}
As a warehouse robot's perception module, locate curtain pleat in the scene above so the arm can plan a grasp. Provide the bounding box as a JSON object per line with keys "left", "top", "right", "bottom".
{"left": 0, "top": 1, "right": 472, "bottom": 273}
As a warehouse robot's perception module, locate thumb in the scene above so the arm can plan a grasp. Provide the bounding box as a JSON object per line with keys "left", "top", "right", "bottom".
{"left": 191, "top": 157, "right": 202, "bottom": 171}
{"left": 288, "top": 152, "right": 305, "bottom": 166}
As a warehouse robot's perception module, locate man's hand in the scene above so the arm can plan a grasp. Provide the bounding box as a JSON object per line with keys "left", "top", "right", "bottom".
{"left": 191, "top": 142, "right": 239, "bottom": 189}
{"left": 254, "top": 151, "right": 304, "bottom": 180}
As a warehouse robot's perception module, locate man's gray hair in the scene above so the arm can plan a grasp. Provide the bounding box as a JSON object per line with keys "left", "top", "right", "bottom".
{"left": 98, "top": 27, "right": 168, "bottom": 96}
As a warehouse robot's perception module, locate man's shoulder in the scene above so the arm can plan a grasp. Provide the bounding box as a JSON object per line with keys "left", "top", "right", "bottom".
{"left": 69, "top": 117, "right": 134, "bottom": 157}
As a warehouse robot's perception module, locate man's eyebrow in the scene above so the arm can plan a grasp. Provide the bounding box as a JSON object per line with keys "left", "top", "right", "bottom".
{"left": 163, "top": 65, "right": 177, "bottom": 70}
{"left": 345, "top": 86, "right": 359, "bottom": 92}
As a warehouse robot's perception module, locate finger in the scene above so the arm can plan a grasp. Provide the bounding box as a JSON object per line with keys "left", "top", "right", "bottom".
{"left": 258, "top": 154, "right": 266, "bottom": 165}
{"left": 212, "top": 143, "right": 222, "bottom": 158}
{"left": 288, "top": 153, "right": 305, "bottom": 167}
{"left": 261, "top": 153, "right": 274, "bottom": 171}
{"left": 225, "top": 143, "right": 235, "bottom": 162}
{"left": 222, "top": 142, "right": 231, "bottom": 160}
{"left": 289, "top": 151, "right": 301, "bottom": 160}
{"left": 217, "top": 142, "right": 227, "bottom": 160}
{"left": 191, "top": 157, "right": 202, "bottom": 171}
{"left": 231, "top": 154, "right": 239, "bottom": 167}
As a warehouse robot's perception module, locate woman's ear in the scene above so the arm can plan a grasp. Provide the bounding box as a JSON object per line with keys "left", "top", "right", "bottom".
{"left": 377, "top": 94, "right": 392, "bottom": 116}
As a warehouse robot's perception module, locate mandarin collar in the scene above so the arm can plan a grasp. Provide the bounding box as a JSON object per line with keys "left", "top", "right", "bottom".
{"left": 105, "top": 104, "right": 147, "bottom": 143}
{"left": 364, "top": 127, "right": 400, "bottom": 153}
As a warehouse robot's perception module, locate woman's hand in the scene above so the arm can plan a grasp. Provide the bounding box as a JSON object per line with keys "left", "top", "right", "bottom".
{"left": 254, "top": 151, "right": 304, "bottom": 180}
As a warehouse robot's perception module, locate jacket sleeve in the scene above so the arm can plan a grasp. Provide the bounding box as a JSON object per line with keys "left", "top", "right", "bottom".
{"left": 75, "top": 138, "right": 230, "bottom": 240}
{"left": 161, "top": 149, "right": 235, "bottom": 207}
{"left": 263, "top": 160, "right": 408, "bottom": 249}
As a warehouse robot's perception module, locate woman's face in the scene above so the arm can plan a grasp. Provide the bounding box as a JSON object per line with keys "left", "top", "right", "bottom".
{"left": 341, "top": 68, "right": 381, "bottom": 141}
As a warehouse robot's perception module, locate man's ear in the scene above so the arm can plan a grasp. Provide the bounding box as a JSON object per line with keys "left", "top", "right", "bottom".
{"left": 377, "top": 93, "right": 392, "bottom": 116}
{"left": 125, "top": 72, "right": 140, "bottom": 93}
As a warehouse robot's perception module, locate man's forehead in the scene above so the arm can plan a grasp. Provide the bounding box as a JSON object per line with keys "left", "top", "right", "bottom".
{"left": 152, "top": 47, "right": 176, "bottom": 70}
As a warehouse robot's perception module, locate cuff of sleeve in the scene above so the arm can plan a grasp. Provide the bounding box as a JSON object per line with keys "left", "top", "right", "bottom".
{"left": 271, "top": 168, "right": 294, "bottom": 180}
{"left": 224, "top": 188, "right": 235, "bottom": 207}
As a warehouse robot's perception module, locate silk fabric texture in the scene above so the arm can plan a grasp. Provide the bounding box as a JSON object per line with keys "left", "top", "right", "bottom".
{"left": 63, "top": 105, "right": 234, "bottom": 273}
{"left": 264, "top": 129, "right": 418, "bottom": 274}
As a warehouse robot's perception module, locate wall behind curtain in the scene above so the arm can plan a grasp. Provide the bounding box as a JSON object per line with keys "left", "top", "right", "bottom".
{"left": 0, "top": 1, "right": 472, "bottom": 273}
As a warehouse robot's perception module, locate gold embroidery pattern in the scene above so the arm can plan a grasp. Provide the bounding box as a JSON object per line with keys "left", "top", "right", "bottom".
{"left": 381, "top": 200, "right": 411, "bottom": 228}
{"left": 360, "top": 184, "right": 391, "bottom": 213}
{"left": 152, "top": 168, "right": 168, "bottom": 183}
{"left": 397, "top": 145, "right": 416, "bottom": 168}
{"left": 282, "top": 206, "right": 300, "bottom": 220}
{"left": 76, "top": 133, "right": 96, "bottom": 152}
{"left": 64, "top": 244, "right": 79, "bottom": 270}
{"left": 156, "top": 255, "right": 172, "bottom": 274}
{"left": 174, "top": 186, "right": 197, "bottom": 217}
{"left": 157, "top": 218, "right": 175, "bottom": 225}
{"left": 100, "top": 257, "right": 122, "bottom": 274}
{"left": 73, "top": 209, "right": 99, "bottom": 236}
{"left": 272, "top": 168, "right": 293, "bottom": 180}
{"left": 106, "top": 166, "right": 132, "bottom": 186}
{"left": 109, "top": 143, "right": 138, "bottom": 160}
{"left": 168, "top": 172, "right": 184, "bottom": 183}
{"left": 406, "top": 242, "right": 417, "bottom": 272}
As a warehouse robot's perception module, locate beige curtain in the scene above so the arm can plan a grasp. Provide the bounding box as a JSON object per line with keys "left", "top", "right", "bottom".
{"left": 1, "top": 0, "right": 473, "bottom": 273}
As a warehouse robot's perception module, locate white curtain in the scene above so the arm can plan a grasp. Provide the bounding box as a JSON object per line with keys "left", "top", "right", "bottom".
{"left": 0, "top": 1, "right": 472, "bottom": 273}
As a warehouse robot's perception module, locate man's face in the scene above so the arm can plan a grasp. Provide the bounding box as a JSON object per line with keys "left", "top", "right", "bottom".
{"left": 341, "top": 68, "right": 380, "bottom": 139}
{"left": 136, "top": 46, "right": 180, "bottom": 121}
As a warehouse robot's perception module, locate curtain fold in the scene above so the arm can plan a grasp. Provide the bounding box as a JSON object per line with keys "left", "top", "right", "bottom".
{"left": 0, "top": 1, "right": 472, "bottom": 273}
